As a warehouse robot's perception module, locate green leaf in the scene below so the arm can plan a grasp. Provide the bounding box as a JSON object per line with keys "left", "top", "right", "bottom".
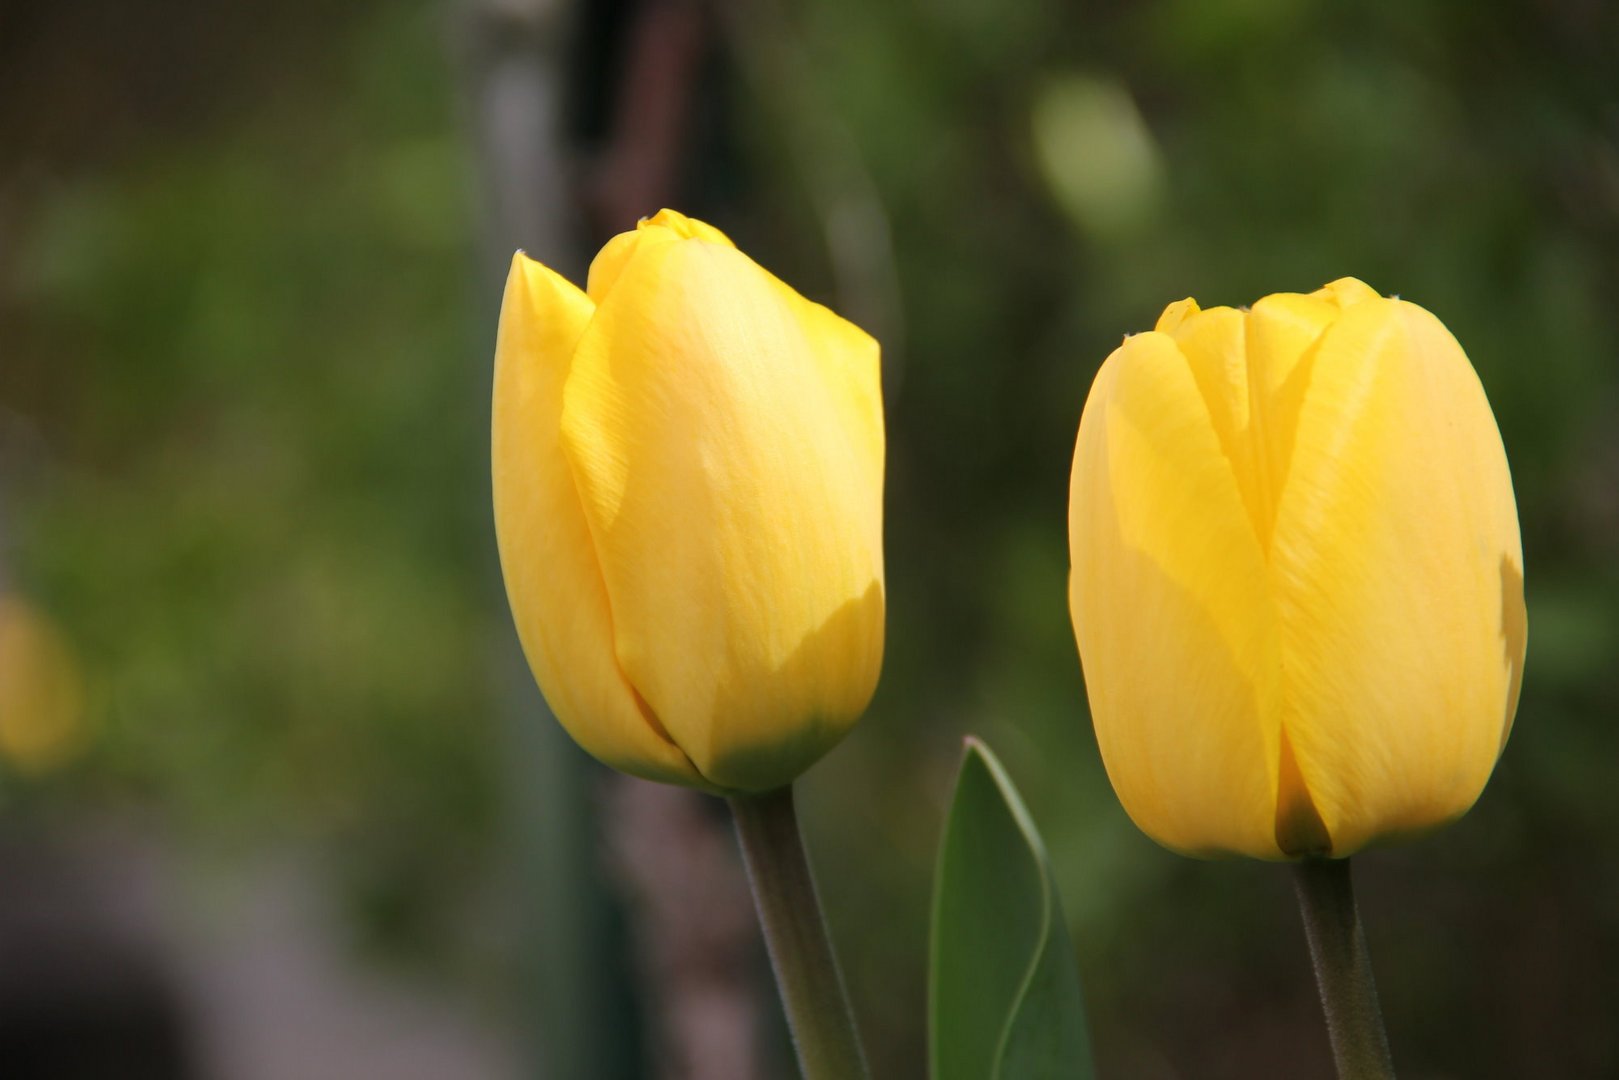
{"left": 929, "top": 738, "right": 1095, "bottom": 1080}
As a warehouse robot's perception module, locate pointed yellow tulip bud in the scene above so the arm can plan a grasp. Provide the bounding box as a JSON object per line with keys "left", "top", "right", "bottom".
{"left": 1068, "top": 279, "right": 1526, "bottom": 859}
{"left": 492, "top": 210, "right": 886, "bottom": 794}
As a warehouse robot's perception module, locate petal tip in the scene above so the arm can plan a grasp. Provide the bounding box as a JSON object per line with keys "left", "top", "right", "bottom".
{"left": 1315, "top": 277, "right": 1381, "bottom": 309}
{"left": 1155, "top": 296, "right": 1201, "bottom": 334}
{"left": 642, "top": 208, "right": 736, "bottom": 248}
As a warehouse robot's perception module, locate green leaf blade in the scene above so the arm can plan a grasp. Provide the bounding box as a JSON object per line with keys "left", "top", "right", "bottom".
{"left": 929, "top": 738, "right": 1094, "bottom": 1080}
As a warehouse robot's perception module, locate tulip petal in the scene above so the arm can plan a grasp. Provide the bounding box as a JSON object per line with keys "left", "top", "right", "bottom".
{"left": 1161, "top": 304, "right": 1268, "bottom": 544}
{"left": 1069, "top": 331, "right": 1283, "bottom": 858}
{"left": 492, "top": 252, "right": 705, "bottom": 787}
{"left": 1269, "top": 297, "right": 1524, "bottom": 855}
{"left": 1165, "top": 293, "right": 1341, "bottom": 551}
{"left": 1243, "top": 291, "right": 1341, "bottom": 520}
{"left": 561, "top": 233, "right": 885, "bottom": 792}
{"left": 586, "top": 209, "right": 737, "bottom": 304}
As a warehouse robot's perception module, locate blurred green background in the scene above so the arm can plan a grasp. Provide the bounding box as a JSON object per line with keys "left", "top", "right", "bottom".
{"left": 2, "top": 0, "right": 1617, "bottom": 1076}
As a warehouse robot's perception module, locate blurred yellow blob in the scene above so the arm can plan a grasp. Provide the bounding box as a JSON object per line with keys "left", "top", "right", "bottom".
{"left": 1031, "top": 73, "right": 1164, "bottom": 238}
{"left": 0, "top": 595, "right": 87, "bottom": 774}
{"left": 492, "top": 210, "right": 886, "bottom": 793}
{"left": 1068, "top": 279, "right": 1526, "bottom": 859}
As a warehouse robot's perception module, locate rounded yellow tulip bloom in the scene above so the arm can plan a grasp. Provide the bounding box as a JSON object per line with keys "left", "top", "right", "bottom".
{"left": 1068, "top": 278, "right": 1526, "bottom": 859}
{"left": 492, "top": 210, "right": 885, "bottom": 794}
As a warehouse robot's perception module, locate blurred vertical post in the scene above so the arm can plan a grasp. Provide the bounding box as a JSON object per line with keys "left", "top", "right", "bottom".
{"left": 454, "top": 2, "right": 640, "bottom": 1077}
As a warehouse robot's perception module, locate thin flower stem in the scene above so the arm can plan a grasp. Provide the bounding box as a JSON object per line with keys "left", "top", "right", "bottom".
{"left": 729, "top": 786, "right": 870, "bottom": 1080}
{"left": 1292, "top": 856, "right": 1397, "bottom": 1080}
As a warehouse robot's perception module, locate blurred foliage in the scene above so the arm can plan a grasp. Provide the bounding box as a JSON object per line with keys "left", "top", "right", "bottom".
{"left": 1, "top": 1, "right": 498, "bottom": 970}
{"left": 3, "top": 0, "right": 1619, "bottom": 1076}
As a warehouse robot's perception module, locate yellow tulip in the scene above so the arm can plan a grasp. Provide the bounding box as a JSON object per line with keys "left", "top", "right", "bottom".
{"left": 1068, "top": 278, "right": 1526, "bottom": 859}
{"left": 492, "top": 210, "right": 885, "bottom": 794}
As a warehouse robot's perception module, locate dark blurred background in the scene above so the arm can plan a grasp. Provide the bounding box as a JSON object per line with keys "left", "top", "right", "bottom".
{"left": 2, "top": 0, "right": 1617, "bottom": 1077}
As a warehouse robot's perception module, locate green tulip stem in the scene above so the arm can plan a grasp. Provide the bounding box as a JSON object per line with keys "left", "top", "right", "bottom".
{"left": 729, "top": 785, "right": 871, "bottom": 1080}
{"left": 1292, "top": 856, "right": 1396, "bottom": 1080}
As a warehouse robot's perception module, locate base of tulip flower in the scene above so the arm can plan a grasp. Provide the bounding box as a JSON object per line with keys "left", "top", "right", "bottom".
{"left": 1292, "top": 857, "right": 1396, "bottom": 1080}
{"left": 729, "top": 785, "right": 870, "bottom": 1080}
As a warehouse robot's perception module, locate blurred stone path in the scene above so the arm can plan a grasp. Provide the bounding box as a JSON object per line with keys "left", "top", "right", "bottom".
{"left": 0, "top": 824, "right": 520, "bottom": 1080}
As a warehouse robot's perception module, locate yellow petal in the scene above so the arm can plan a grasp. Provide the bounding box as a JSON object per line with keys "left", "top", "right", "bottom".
{"left": 1162, "top": 304, "right": 1265, "bottom": 542}
{"left": 1069, "top": 331, "right": 1283, "bottom": 858}
{"left": 1153, "top": 296, "right": 1200, "bottom": 334}
{"left": 1163, "top": 293, "right": 1340, "bottom": 555}
{"left": 1269, "top": 296, "right": 1524, "bottom": 855}
{"left": 560, "top": 230, "right": 885, "bottom": 792}
{"left": 643, "top": 207, "right": 735, "bottom": 245}
{"left": 1314, "top": 276, "right": 1381, "bottom": 310}
{"left": 1160, "top": 291, "right": 1353, "bottom": 852}
{"left": 491, "top": 252, "right": 704, "bottom": 786}
{"left": 585, "top": 209, "right": 737, "bottom": 304}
